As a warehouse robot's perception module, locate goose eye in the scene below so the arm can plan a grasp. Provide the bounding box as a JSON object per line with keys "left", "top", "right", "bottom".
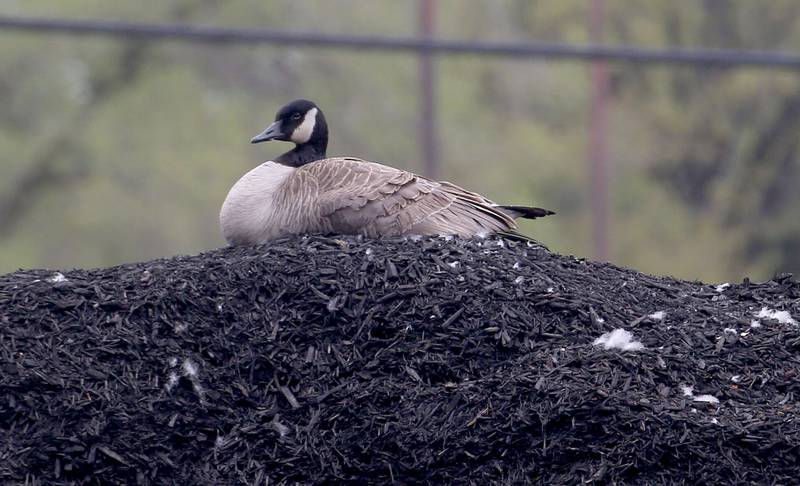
{"left": 292, "top": 113, "right": 302, "bottom": 120}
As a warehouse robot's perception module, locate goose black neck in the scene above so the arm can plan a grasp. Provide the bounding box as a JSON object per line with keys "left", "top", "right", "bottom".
{"left": 272, "top": 103, "right": 329, "bottom": 167}
{"left": 275, "top": 140, "right": 327, "bottom": 167}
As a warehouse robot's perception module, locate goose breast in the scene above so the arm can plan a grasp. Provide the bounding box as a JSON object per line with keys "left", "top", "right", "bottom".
{"left": 219, "top": 161, "right": 308, "bottom": 245}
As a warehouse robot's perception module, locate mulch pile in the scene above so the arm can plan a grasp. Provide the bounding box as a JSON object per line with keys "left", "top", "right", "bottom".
{"left": 1, "top": 235, "right": 799, "bottom": 485}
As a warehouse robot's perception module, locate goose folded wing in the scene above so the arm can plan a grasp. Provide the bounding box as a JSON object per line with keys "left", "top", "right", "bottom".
{"left": 309, "top": 158, "right": 517, "bottom": 237}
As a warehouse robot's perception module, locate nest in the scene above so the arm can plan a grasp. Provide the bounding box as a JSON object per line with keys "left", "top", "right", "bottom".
{"left": 1, "top": 235, "right": 799, "bottom": 485}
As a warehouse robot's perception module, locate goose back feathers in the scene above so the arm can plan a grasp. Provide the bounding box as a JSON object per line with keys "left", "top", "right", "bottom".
{"left": 220, "top": 100, "right": 554, "bottom": 245}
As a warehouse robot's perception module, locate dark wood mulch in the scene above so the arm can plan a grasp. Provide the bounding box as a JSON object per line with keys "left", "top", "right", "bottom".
{"left": 1, "top": 235, "right": 799, "bottom": 485}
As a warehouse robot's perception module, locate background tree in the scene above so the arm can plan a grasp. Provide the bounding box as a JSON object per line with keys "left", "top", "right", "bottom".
{"left": 1, "top": 0, "right": 799, "bottom": 281}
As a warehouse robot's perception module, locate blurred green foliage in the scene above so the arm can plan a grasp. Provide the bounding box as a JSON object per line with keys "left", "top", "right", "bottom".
{"left": 1, "top": 0, "right": 800, "bottom": 282}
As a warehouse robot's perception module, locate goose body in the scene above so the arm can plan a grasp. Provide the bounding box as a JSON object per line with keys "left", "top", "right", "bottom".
{"left": 220, "top": 100, "right": 553, "bottom": 245}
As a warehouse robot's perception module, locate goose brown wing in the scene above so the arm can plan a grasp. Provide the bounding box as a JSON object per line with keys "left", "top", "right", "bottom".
{"left": 433, "top": 180, "right": 517, "bottom": 229}
{"left": 302, "top": 157, "right": 517, "bottom": 237}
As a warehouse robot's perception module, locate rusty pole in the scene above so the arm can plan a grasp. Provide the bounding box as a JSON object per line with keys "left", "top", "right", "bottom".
{"left": 418, "top": 0, "right": 439, "bottom": 179}
{"left": 589, "top": 0, "right": 610, "bottom": 261}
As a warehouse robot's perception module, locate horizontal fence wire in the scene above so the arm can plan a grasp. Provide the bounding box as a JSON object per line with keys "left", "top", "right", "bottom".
{"left": 3, "top": 16, "right": 800, "bottom": 69}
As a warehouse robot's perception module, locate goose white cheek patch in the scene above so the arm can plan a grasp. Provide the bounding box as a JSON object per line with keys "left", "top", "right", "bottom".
{"left": 291, "top": 107, "right": 318, "bottom": 144}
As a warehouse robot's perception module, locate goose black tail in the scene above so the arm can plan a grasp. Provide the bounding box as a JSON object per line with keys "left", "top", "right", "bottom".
{"left": 499, "top": 205, "right": 556, "bottom": 220}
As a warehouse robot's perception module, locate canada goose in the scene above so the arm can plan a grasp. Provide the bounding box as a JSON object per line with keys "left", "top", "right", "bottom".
{"left": 220, "top": 99, "right": 554, "bottom": 245}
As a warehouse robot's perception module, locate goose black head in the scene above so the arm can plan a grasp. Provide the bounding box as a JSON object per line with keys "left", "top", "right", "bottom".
{"left": 251, "top": 99, "right": 328, "bottom": 167}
